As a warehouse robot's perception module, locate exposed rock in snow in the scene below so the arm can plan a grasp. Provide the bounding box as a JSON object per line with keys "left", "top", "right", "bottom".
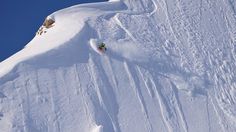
{"left": 36, "top": 16, "right": 55, "bottom": 35}
{"left": 43, "top": 17, "right": 55, "bottom": 28}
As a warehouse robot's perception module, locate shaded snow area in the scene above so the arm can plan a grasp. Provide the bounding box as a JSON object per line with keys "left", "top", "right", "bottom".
{"left": 1, "top": 0, "right": 236, "bottom": 131}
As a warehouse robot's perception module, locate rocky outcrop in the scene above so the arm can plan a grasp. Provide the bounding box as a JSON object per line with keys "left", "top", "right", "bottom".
{"left": 36, "top": 17, "right": 55, "bottom": 35}
{"left": 43, "top": 18, "right": 55, "bottom": 28}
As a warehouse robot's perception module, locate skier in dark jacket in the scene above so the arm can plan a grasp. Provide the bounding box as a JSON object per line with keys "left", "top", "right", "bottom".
{"left": 98, "top": 43, "right": 107, "bottom": 51}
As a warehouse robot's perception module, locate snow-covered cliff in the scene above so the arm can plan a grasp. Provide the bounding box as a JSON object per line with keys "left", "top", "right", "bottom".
{"left": 1, "top": 0, "right": 236, "bottom": 131}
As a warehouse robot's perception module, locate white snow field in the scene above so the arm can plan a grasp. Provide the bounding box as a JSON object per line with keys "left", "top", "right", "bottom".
{"left": 0, "top": 0, "right": 236, "bottom": 131}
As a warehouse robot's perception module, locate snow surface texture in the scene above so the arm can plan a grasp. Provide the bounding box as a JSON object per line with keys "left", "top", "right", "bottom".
{"left": 1, "top": 0, "right": 236, "bottom": 131}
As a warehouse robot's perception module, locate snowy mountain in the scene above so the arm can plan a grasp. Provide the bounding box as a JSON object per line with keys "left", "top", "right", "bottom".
{"left": 1, "top": 0, "right": 236, "bottom": 131}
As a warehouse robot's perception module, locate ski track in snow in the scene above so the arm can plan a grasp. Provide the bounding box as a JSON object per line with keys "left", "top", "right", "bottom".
{"left": 139, "top": 69, "right": 173, "bottom": 132}
{"left": 73, "top": 64, "right": 91, "bottom": 124}
{"left": 123, "top": 62, "right": 152, "bottom": 132}
{"left": 1, "top": 0, "right": 236, "bottom": 132}
{"left": 88, "top": 54, "right": 121, "bottom": 132}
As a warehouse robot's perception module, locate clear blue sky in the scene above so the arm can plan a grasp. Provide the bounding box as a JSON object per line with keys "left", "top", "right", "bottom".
{"left": 0, "top": 0, "right": 106, "bottom": 62}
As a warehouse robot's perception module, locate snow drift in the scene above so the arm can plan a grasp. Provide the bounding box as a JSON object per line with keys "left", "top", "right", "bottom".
{"left": 1, "top": 0, "right": 236, "bottom": 132}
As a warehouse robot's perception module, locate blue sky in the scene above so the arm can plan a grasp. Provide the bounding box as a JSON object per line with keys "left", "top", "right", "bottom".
{"left": 0, "top": 0, "right": 106, "bottom": 62}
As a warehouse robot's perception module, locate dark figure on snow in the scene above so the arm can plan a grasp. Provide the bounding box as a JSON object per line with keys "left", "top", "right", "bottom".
{"left": 98, "top": 43, "right": 107, "bottom": 51}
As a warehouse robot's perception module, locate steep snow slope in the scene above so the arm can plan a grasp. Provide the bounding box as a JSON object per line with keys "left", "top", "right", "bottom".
{"left": 1, "top": 0, "right": 236, "bottom": 132}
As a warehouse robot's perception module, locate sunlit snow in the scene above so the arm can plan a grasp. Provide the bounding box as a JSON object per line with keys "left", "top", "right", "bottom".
{"left": 0, "top": 0, "right": 236, "bottom": 132}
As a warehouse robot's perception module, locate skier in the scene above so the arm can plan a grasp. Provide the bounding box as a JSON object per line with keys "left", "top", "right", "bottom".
{"left": 98, "top": 42, "right": 107, "bottom": 52}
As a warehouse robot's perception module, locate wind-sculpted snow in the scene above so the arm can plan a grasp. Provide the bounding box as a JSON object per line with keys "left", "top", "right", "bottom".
{"left": 0, "top": 0, "right": 236, "bottom": 132}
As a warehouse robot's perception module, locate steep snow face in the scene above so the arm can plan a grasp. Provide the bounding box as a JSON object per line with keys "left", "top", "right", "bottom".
{"left": 1, "top": 0, "right": 236, "bottom": 132}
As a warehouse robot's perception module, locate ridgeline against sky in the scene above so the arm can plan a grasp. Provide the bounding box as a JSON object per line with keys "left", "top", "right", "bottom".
{"left": 0, "top": 0, "right": 106, "bottom": 62}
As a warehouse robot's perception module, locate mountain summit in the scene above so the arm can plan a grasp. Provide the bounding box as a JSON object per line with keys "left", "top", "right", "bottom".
{"left": 0, "top": 0, "right": 236, "bottom": 132}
